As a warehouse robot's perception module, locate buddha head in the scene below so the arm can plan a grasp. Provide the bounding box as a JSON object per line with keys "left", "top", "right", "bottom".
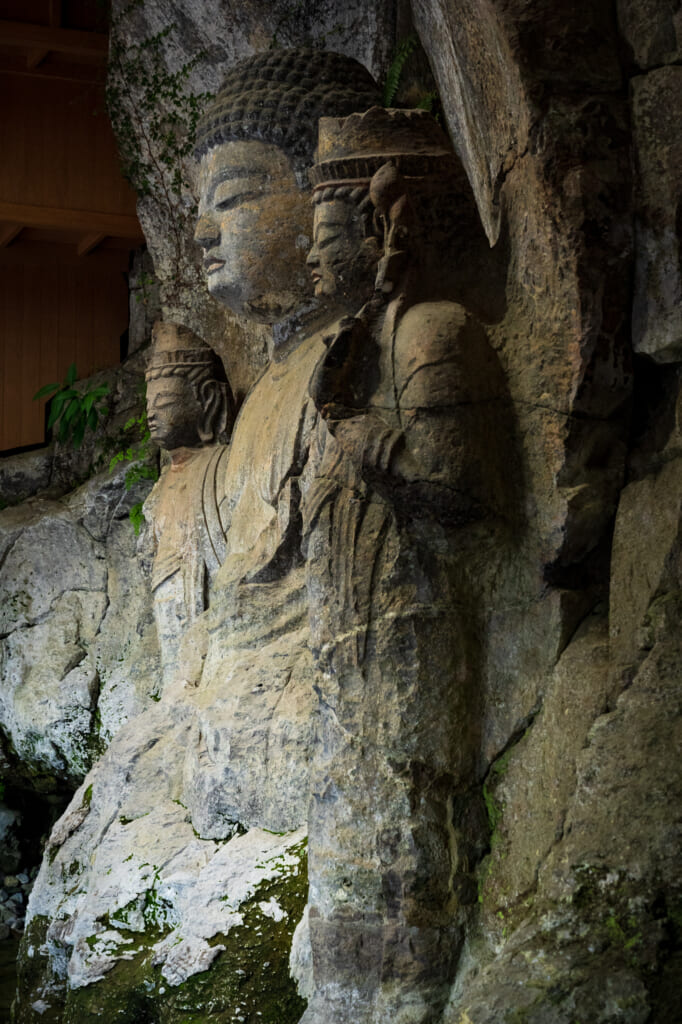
{"left": 193, "top": 49, "right": 379, "bottom": 325}
{"left": 145, "top": 322, "right": 234, "bottom": 451}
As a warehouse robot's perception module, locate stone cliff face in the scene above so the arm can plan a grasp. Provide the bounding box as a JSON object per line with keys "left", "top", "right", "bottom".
{"left": 0, "top": 1, "right": 680, "bottom": 1022}
{"left": 0, "top": 357, "right": 160, "bottom": 794}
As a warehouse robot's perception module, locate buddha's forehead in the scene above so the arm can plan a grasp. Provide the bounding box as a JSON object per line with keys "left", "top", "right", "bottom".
{"left": 314, "top": 197, "right": 354, "bottom": 225}
{"left": 147, "top": 374, "right": 192, "bottom": 395}
{"left": 198, "top": 139, "right": 296, "bottom": 190}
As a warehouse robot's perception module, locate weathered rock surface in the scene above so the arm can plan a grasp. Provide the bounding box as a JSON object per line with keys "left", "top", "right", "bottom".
{"left": 14, "top": 647, "right": 309, "bottom": 1023}
{"left": 16, "top": 774, "right": 307, "bottom": 1023}
{"left": 0, "top": 806, "right": 22, "bottom": 875}
{"left": 0, "top": 450, "right": 53, "bottom": 508}
{"left": 610, "top": 457, "right": 682, "bottom": 672}
{"left": 0, "top": 464, "right": 158, "bottom": 788}
{"left": 447, "top": 451, "right": 682, "bottom": 1022}
{"left": 448, "top": 620, "right": 682, "bottom": 1023}
{"left": 631, "top": 66, "right": 682, "bottom": 363}
{"left": 0, "top": 500, "right": 107, "bottom": 785}
{"left": 617, "top": 0, "right": 682, "bottom": 69}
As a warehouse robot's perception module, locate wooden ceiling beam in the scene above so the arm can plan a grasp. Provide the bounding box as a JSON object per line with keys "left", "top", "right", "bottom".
{"left": 77, "top": 232, "right": 107, "bottom": 256}
{"left": 0, "top": 202, "right": 144, "bottom": 241}
{"left": 27, "top": 1, "right": 61, "bottom": 64}
{"left": 0, "top": 240, "right": 130, "bottom": 271}
{"left": 0, "top": 21, "right": 108, "bottom": 61}
{"left": 0, "top": 223, "right": 22, "bottom": 247}
{"left": 26, "top": 48, "right": 49, "bottom": 69}
{"left": 0, "top": 58, "right": 105, "bottom": 84}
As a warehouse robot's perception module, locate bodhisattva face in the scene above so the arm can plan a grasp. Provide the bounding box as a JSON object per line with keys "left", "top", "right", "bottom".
{"left": 306, "top": 198, "right": 379, "bottom": 314}
{"left": 194, "top": 140, "right": 313, "bottom": 324}
{"left": 146, "top": 374, "right": 203, "bottom": 451}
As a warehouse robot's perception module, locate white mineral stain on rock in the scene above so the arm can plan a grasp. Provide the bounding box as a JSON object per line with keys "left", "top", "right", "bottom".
{"left": 155, "top": 826, "right": 305, "bottom": 986}
{"left": 258, "top": 897, "right": 286, "bottom": 922}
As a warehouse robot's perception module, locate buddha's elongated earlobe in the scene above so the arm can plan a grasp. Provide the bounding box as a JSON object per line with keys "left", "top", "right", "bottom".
{"left": 198, "top": 379, "right": 233, "bottom": 444}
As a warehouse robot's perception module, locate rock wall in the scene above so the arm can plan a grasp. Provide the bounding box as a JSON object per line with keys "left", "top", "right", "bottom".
{"left": 420, "top": 1, "right": 681, "bottom": 1020}
{"left": 0, "top": 358, "right": 160, "bottom": 794}
{"left": 1, "top": 0, "right": 680, "bottom": 1022}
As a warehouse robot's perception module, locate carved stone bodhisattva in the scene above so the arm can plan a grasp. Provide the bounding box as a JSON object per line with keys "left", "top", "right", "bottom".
{"left": 143, "top": 321, "right": 234, "bottom": 685}
{"left": 301, "top": 108, "right": 510, "bottom": 1023}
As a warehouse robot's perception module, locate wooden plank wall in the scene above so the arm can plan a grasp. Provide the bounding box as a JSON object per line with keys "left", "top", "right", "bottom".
{"left": 1, "top": 74, "right": 135, "bottom": 213}
{"left": 0, "top": 65, "right": 140, "bottom": 453}
{"left": 0, "top": 246, "right": 129, "bottom": 451}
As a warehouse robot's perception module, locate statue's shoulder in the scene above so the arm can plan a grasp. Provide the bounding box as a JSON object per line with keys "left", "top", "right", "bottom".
{"left": 396, "top": 300, "right": 485, "bottom": 349}
{"left": 394, "top": 301, "right": 490, "bottom": 407}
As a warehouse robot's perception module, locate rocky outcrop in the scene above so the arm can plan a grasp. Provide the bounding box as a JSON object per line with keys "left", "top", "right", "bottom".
{"left": 451, "top": 459, "right": 682, "bottom": 1022}
{"left": 0, "top": 353, "right": 161, "bottom": 790}
{"left": 11, "top": 582, "right": 314, "bottom": 1021}
{"left": 0, "top": 464, "right": 158, "bottom": 789}
{"left": 16, "top": 759, "right": 307, "bottom": 1024}
{"left": 630, "top": 64, "right": 682, "bottom": 362}
{"left": 0, "top": 808, "right": 22, "bottom": 877}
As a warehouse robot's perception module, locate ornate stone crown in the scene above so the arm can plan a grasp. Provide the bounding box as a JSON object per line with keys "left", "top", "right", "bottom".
{"left": 146, "top": 322, "right": 221, "bottom": 378}
{"left": 309, "top": 107, "right": 459, "bottom": 190}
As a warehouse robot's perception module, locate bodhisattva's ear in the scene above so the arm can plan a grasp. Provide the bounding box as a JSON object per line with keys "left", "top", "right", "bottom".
{"left": 197, "top": 379, "right": 233, "bottom": 444}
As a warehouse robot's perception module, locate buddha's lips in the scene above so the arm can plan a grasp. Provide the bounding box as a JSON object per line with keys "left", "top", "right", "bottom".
{"left": 204, "top": 258, "right": 225, "bottom": 274}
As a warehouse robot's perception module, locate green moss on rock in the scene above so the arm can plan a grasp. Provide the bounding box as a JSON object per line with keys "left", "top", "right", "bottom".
{"left": 160, "top": 845, "right": 308, "bottom": 1024}
{"left": 59, "top": 841, "right": 308, "bottom": 1024}
{"left": 13, "top": 915, "right": 66, "bottom": 1024}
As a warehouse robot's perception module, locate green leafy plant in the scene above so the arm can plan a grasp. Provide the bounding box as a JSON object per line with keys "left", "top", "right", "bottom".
{"left": 33, "top": 363, "right": 110, "bottom": 449}
{"left": 416, "top": 89, "right": 438, "bottom": 113}
{"left": 383, "top": 35, "right": 442, "bottom": 120}
{"left": 109, "top": 407, "right": 159, "bottom": 534}
{"left": 135, "top": 270, "right": 156, "bottom": 306}
{"left": 383, "top": 34, "right": 418, "bottom": 107}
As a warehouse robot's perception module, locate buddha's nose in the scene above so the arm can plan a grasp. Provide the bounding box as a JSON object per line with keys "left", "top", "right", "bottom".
{"left": 194, "top": 213, "right": 220, "bottom": 249}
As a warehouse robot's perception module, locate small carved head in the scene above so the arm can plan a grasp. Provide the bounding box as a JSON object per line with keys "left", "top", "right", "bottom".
{"left": 307, "top": 184, "right": 380, "bottom": 313}
{"left": 145, "top": 322, "right": 234, "bottom": 451}
{"left": 309, "top": 107, "right": 466, "bottom": 299}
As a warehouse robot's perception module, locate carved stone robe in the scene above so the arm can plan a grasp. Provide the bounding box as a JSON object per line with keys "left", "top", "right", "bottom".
{"left": 145, "top": 444, "right": 230, "bottom": 688}
{"left": 180, "top": 331, "right": 327, "bottom": 837}
{"left": 302, "top": 299, "right": 507, "bottom": 1015}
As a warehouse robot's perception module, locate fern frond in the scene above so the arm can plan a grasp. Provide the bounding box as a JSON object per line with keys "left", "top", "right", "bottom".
{"left": 383, "top": 34, "right": 418, "bottom": 107}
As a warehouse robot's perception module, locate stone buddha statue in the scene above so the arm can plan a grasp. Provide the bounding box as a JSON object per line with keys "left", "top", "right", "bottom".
{"left": 181, "top": 50, "right": 381, "bottom": 838}
{"left": 142, "top": 321, "right": 234, "bottom": 687}
{"left": 299, "top": 109, "right": 511, "bottom": 1024}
